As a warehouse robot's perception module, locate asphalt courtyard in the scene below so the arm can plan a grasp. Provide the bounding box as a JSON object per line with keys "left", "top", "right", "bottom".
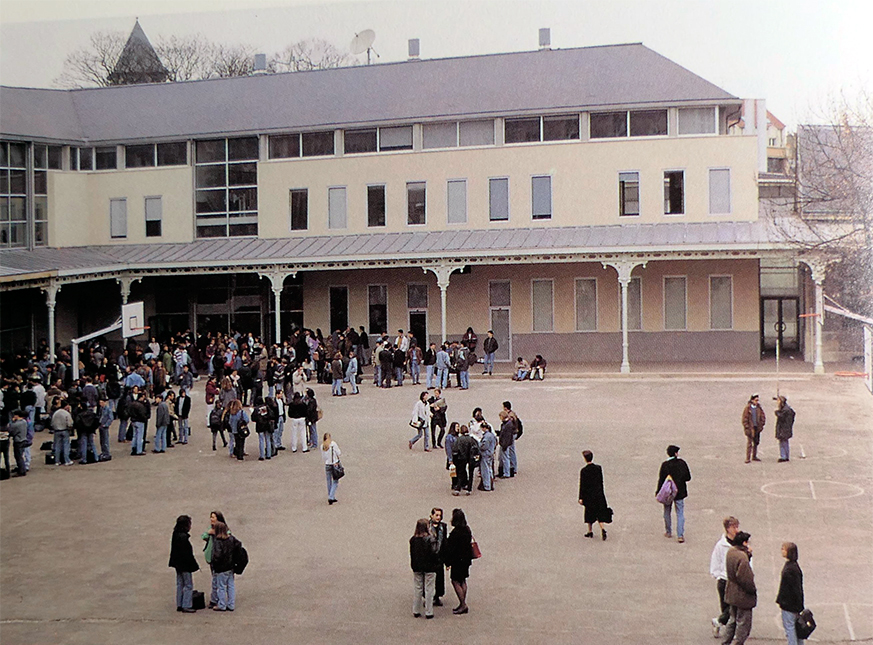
{"left": 1, "top": 369, "right": 871, "bottom": 645}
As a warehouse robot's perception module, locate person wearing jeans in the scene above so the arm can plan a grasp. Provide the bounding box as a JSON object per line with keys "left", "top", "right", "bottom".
{"left": 50, "top": 403, "right": 74, "bottom": 465}
{"left": 209, "top": 521, "right": 238, "bottom": 611}
{"left": 722, "top": 532, "right": 756, "bottom": 645}
{"left": 408, "top": 392, "right": 431, "bottom": 451}
{"left": 168, "top": 515, "right": 199, "bottom": 613}
{"left": 482, "top": 331, "right": 498, "bottom": 375}
{"left": 321, "top": 433, "right": 341, "bottom": 504}
{"left": 776, "top": 542, "right": 805, "bottom": 645}
{"left": 410, "top": 518, "right": 439, "bottom": 618}
{"left": 656, "top": 444, "right": 692, "bottom": 542}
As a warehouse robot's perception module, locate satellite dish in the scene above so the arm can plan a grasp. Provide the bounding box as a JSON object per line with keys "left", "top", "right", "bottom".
{"left": 350, "top": 29, "right": 378, "bottom": 64}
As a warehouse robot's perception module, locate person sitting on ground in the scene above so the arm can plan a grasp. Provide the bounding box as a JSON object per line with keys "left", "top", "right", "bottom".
{"left": 529, "top": 355, "right": 547, "bottom": 380}
{"left": 512, "top": 357, "right": 530, "bottom": 381}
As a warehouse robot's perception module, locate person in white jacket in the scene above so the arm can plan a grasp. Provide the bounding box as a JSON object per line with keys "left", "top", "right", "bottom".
{"left": 710, "top": 516, "right": 741, "bottom": 638}
{"left": 408, "top": 391, "right": 431, "bottom": 451}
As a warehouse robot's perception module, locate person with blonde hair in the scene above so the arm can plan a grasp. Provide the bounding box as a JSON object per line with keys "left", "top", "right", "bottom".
{"left": 321, "top": 432, "right": 342, "bottom": 504}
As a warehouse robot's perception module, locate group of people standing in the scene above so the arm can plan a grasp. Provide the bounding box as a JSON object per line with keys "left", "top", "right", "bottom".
{"left": 742, "top": 393, "right": 797, "bottom": 463}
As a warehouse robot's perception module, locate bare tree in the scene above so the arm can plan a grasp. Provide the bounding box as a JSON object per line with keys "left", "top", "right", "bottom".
{"left": 208, "top": 43, "right": 257, "bottom": 78}
{"left": 154, "top": 34, "right": 215, "bottom": 82}
{"left": 271, "top": 38, "right": 354, "bottom": 72}
{"left": 53, "top": 31, "right": 126, "bottom": 88}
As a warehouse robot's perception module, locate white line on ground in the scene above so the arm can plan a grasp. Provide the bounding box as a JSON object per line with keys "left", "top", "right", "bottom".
{"left": 809, "top": 481, "right": 817, "bottom": 500}
{"left": 844, "top": 603, "right": 856, "bottom": 641}
{"left": 800, "top": 443, "right": 807, "bottom": 459}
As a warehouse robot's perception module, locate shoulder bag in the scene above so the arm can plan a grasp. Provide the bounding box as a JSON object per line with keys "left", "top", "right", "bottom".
{"left": 471, "top": 535, "right": 482, "bottom": 559}
{"left": 330, "top": 446, "right": 345, "bottom": 480}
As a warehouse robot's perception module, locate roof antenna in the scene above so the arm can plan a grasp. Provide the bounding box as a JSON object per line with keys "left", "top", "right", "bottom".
{"left": 351, "top": 30, "right": 378, "bottom": 65}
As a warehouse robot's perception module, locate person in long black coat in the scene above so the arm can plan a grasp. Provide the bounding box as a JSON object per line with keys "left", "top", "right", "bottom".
{"left": 776, "top": 542, "right": 805, "bottom": 644}
{"left": 168, "top": 515, "right": 200, "bottom": 613}
{"left": 578, "top": 450, "right": 610, "bottom": 541}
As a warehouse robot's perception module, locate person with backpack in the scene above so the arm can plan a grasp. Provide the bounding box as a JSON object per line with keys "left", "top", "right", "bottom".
{"left": 210, "top": 520, "right": 245, "bottom": 611}
{"left": 656, "top": 444, "right": 692, "bottom": 543}
{"left": 209, "top": 401, "right": 228, "bottom": 451}
{"left": 253, "top": 400, "right": 275, "bottom": 461}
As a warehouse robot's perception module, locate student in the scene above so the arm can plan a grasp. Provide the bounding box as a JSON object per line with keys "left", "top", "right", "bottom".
{"left": 776, "top": 542, "right": 805, "bottom": 645}
{"left": 409, "top": 518, "right": 439, "bottom": 619}
{"left": 210, "top": 521, "right": 240, "bottom": 611}
{"left": 168, "top": 515, "right": 199, "bottom": 613}
{"left": 442, "top": 508, "right": 474, "bottom": 615}
{"left": 722, "top": 532, "right": 756, "bottom": 645}
{"left": 321, "top": 432, "right": 342, "bottom": 505}
{"left": 710, "top": 516, "right": 741, "bottom": 637}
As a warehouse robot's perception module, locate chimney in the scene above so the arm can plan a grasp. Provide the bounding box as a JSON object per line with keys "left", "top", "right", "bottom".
{"left": 538, "top": 28, "right": 550, "bottom": 50}
{"left": 408, "top": 38, "right": 420, "bottom": 60}
{"left": 253, "top": 53, "right": 267, "bottom": 74}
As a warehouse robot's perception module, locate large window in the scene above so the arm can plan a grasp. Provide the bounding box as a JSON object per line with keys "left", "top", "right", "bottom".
{"left": 145, "top": 196, "right": 162, "bottom": 237}
{"left": 368, "top": 185, "right": 386, "bottom": 227}
{"left": 328, "top": 187, "right": 347, "bottom": 229}
{"left": 344, "top": 126, "right": 413, "bottom": 154}
{"left": 195, "top": 137, "right": 258, "bottom": 238}
{"left": 126, "top": 142, "right": 187, "bottom": 168}
{"left": 532, "top": 279, "right": 554, "bottom": 332}
{"left": 664, "top": 171, "right": 684, "bottom": 215}
{"left": 630, "top": 110, "right": 668, "bottom": 137}
{"left": 447, "top": 180, "right": 467, "bottom": 224}
{"left": 678, "top": 107, "right": 716, "bottom": 135}
{"left": 504, "top": 118, "right": 540, "bottom": 143}
{"left": 290, "top": 189, "right": 308, "bottom": 231}
{"left": 489, "top": 178, "right": 509, "bottom": 221}
{"left": 422, "top": 120, "right": 495, "bottom": 149}
{"left": 344, "top": 129, "right": 377, "bottom": 154}
{"left": 575, "top": 278, "right": 597, "bottom": 331}
{"left": 270, "top": 131, "right": 334, "bottom": 158}
{"left": 591, "top": 110, "right": 668, "bottom": 138}
{"left": 532, "top": 176, "right": 552, "bottom": 220}
{"left": 0, "top": 141, "right": 27, "bottom": 247}
{"left": 110, "top": 198, "right": 127, "bottom": 239}
{"left": 378, "top": 126, "right": 413, "bottom": 151}
{"left": 368, "top": 285, "right": 387, "bottom": 334}
{"left": 619, "top": 172, "right": 640, "bottom": 217}
{"left": 710, "top": 276, "right": 733, "bottom": 330}
{"left": 709, "top": 169, "right": 731, "bottom": 214}
{"left": 505, "top": 115, "right": 579, "bottom": 143}
{"left": 664, "top": 276, "right": 687, "bottom": 331}
{"left": 407, "top": 182, "right": 426, "bottom": 225}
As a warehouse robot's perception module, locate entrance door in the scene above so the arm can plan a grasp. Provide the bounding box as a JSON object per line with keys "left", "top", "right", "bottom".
{"left": 329, "top": 286, "right": 348, "bottom": 333}
{"left": 761, "top": 297, "right": 800, "bottom": 356}
{"left": 409, "top": 311, "right": 427, "bottom": 349}
{"left": 490, "top": 308, "right": 511, "bottom": 361}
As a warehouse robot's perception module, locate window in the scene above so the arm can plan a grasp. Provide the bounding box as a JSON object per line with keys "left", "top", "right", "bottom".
{"left": 489, "top": 178, "right": 509, "bottom": 221}
{"left": 678, "top": 107, "right": 716, "bottom": 135}
{"left": 344, "top": 129, "right": 377, "bottom": 154}
{"left": 75, "top": 147, "right": 93, "bottom": 171}
{"left": 590, "top": 112, "right": 627, "bottom": 138}
{"left": 709, "top": 169, "right": 731, "bottom": 214}
{"left": 328, "top": 187, "right": 347, "bottom": 229}
{"left": 302, "top": 131, "right": 334, "bottom": 157}
{"left": 127, "top": 142, "right": 187, "bottom": 167}
{"left": 664, "top": 277, "right": 687, "bottom": 330}
{"left": 506, "top": 115, "right": 578, "bottom": 143}
{"left": 157, "top": 142, "right": 187, "bottom": 166}
{"left": 629, "top": 110, "right": 668, "bottom": 136}
{"left": 195, "top": 137, "right": 258, "bottom": 237}
{"left": 95, "top": 146, "right": 117, "bottom": 170}
{"left": 110, "top": 198, "right": 127, "bottom": 238}
{"left": 368, "top": 285, "right": 387, "bottom": 334}
{"left": 447, "top": 180, "right": 467, "bottom": 224}
{"left": 459, "top": 120, "right": 494, "bottom": 146}
{"left": 627, "top": 277, "right": 642, "bottom": 331}
{"left": 575, "top": 278, "right": 597, "bottom": 331}
{"left": 1, "top": 141, "right": 28, "bottom": 247}
{"left": 422, "top": 120, "right": 495, "bottom": 149}
{"left": 126, "top": 145, "right": 154, "bottom": 168}
{"left": 407, "top": 182, "right": 426, "bottom": 225}
{"left": 290, "top": 189, "right": 308, "bottom": 231}
{"left": 407, "top": 284, "right": 428, "bottom": 309}
{"left": 504, "top": 118, "right": 540, "bottom": 144}
{"left": 767, "top": 157, "right": 784, "bottom": 174}
{"left": 269, "top": 134, "right": 300, "bottom": 159}
{"left": 489, "top": 280, "right": 511, "bottom": 307}
{"left": 663, "top": 171, "right": 684, "bottom": 215}
{"left": 423, "top": 122, "right": 458, "bottom": 149}
{"left": 532, "top": 279, "right": 554, "bottom": 332}
{"left": 619, "top": 172, "right": 640, "bottom": 216}
{"left": 710, "top": 276, "right": 733, "bottom": 329}
{"left": 368, "top": 185, "right": 386, "bottom": 227}
{"left": 379, "top": 126, "right": 413, "bottom": 151}
{"left": 531, "top": 176, "right": 552, "bottom": 220}
{"left": 33, "top": 144, "right": 62, "bottom": 170}
{"left": 542, "top": 115, "right": 579, "bottom": 141}
{"left": 145, "top": 196, "right": 162, "bottom": 237}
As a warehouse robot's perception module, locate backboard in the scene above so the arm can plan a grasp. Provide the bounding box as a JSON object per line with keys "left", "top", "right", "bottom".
{"left": 121, "top": 301, "right": 147, "bottom": 338}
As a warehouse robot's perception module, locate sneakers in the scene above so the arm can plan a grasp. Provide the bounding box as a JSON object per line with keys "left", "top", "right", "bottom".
{"left": 677, "top": 536, "right": 685, "bottom": 543}
{"left": 664, "top": 532, "right": 672, "bottom": 538}
{"left": 711, "top": 617, "right": 721, "bottom": 637}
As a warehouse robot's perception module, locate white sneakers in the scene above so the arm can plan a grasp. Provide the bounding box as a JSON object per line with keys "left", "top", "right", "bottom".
{"left": 711, "top": 617, "right": 721, "bottom": 637}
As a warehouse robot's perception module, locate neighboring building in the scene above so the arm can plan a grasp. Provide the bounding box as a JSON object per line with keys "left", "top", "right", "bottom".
{"left": 107, "top": 20, "right": 169, "bottom": 86}
{"left": 0, "top": 39, "right": 832, "bottom": 371}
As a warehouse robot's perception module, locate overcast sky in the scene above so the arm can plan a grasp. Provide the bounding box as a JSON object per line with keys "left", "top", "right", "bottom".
{"left": 1, "top": 0, "right": 870, "bottom": 129}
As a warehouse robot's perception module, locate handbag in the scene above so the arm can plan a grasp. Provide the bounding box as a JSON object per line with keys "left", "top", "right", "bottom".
{"left": 603, "top": 507, "right": 614, "bottom": 524}
{"left": 795, "top": 608, "right": 816, "bottom": 639}
{"left": 655, "top": 475, "right": 677, "bottom": 505}
{"left": 237, "top": 421, "right": 250, "bottom": 438}
{"left": 330, "top": 446, "right": 345, "bottom": 480}
{"left": 471, "top": 536, "right": 482, "bottom": 559}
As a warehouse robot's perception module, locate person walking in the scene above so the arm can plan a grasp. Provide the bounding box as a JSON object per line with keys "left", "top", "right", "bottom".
{"left": 578, "top": 450, "right": 610, "bottom": 541}
{"left": 774, "top": 396, "right": 796, "bottom": 463}
{"left": 321, "top": 432, "right": 342, "bottom": 504}
{"left": 409, "top": 391, "right": 431, "bottom": 451}
{"left": 722, "top": 532, "right": 756, "bottom": 645}
{"left": 210, "top": 521, "right": 240, "bottom": 611}
{"left": 776, "top": 542, "right": 805, "bottom": 645}
{"left": 741, "top": 394, "right": 766, "bottom": 463}
{"left": 168, "top": 515, "right": 199, "bottom": 613}
{"left": 442, "top": 508, "right": 474, "bottom": 615}
{"left": 710, "top": 516, "right": 741, "bottom": 638}
{"left": 410, "top": 518, "right": 440, "bottom": 619}
{"left": 656, "top": 444, "right": 692, "bottom": 543}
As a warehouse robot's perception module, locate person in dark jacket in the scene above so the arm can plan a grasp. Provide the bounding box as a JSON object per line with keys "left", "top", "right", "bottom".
{"left": 741, "top": 394, "right": 766, "bottom": 463}
{"left": 428, "top": 508, "right": 448, "bottom": 607}
{"left": 127, "top": 394, "right": 149, "bottom": 455}
{"left": 776, "top": 542, "right": 805, "bottom": 645}
{"left": 210, "top": 521, "right": 241, "bottom": 611}
{"left": 441, "top": 508, "right": 474, "bottom": 615}
{"left": 482, "top": 331, "right": 498, "bottom": 376}
{"left": 723, "top": 531, "right": 756, "bottom": 645}
{"left": 774, "top": 396, "right": 796, "bottom": 463}
{"left": 656, "top": 444, "right": 692, "bottom": 542}
{"left": 168, "top": 515, "right": 200, "bottom": 613}
{"left": 578, "top": 450, "right": 610, "bottom": 541}
{"left": 154, "top": 393, "right": 170, "bottom": 453}
{"left": 74, "top": 403, "right": 99, "bottom": 464}
{"left": 7, "top": 410, "right": 28, "bottom": 476}
{"left": 451, "top": 425, "right": 478, "bottom": 496}
{"left": 410, "top": 518, "right": 440, "bottom": 619}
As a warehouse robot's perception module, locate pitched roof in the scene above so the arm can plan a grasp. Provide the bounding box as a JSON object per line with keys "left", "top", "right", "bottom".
{"left": 106, "top": 20, "right": 169, "bottom": 86}
{"left": 1, "top": 43, "right": 738, "bottom": 144}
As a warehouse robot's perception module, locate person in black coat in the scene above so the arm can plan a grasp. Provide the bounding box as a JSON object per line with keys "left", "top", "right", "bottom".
{"left": 441, "top": 508, "right": 474, "bottom": 615}
{"left": 409, "top": 518, "right": 440, "bottom": 618}
{"left": 578, "top": 450, "right": 610, "bottom": 541}
{"left": 168, "top": 515, "right": 200, "bottom": 613}
{"left": 776, "top": 542, "right": 805, "bottom": 644}
{"left": 656, "top": 444, "right": 692, "bottom": 543}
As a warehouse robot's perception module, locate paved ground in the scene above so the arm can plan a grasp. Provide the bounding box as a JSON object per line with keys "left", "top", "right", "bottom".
{"left": 2, "top": 368, "right": 871, "bottom": 645}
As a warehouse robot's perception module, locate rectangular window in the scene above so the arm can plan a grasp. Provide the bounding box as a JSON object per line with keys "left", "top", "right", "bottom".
{"left": 710, "top": 276, "right": 733, "bottom": 330}
{"left": 144, "top": 196, "right": 162, "bottom": 237}
{"left": 459, "top": 120, "right": 494, "bottom": 146}
{"left": 543, "top": 115, "right": 580, "bottom": 141}
{"left": 367, "top": 185, "right": 386, "bottom": 227}
{"left": 619, "top": 172, "right": 640, "bottom": 216}
{"left": 489, "top": 280, "right": 511, "bottom": 307}
{"left": 664, "top": 277, "right": 687, "bottom": 330}
{"left": 575, "top": 278, "right": 597, "bottom": 331}
{"left": 423, "top": 122, "right": 457, "bottom": 149}
{"left": 678, "top": 107, "right": 716, "bottom": 135}
{"left": 110, "top": 198, "right": 127, "bottom": 238}
{"left": 328, "top": 187, "right": 347, "bottom": 229}
{"left": 1, "top": 141, "right": 29, "bottom": 247}
{"left": 47, "top": 145, "right": 63, "bottom": 170}
{"left": 629, "top": 110, "right": 668, "bottom": 136}
{"left": 767, "top": 157, "right": 784, "bottom": 174}
{"left": 531, "top": 176, "right": 552, "bottom": 220}
{"left": 195, "top": 137, "right": 258, "bottom": 238}
{"left": 269, "top": 134, "right": 300, "bottom": 159}
{"left": 532, "top": 279, "right": 554, "bottom": 332}
{"left": 664, "top": 171, "right": 684, "bottom": 215}
{"left": 447, "top": 180, "right": 467, "bottom": 224}
{"left": 77, "top": 147, "right": 93, "bottom": 171}
{"left": 95, "top": 146, "right": 117, "bottom": 170}
{"left": 368, "top": 285, "right": 387, "bottom": 334}
{"left": 344, "top": 129, "right": 377, "bottom": 154}
{"left": 379, "top": 126, "right": 413, "bottom": 151}
{"left": 302, "top": 131, "right": 334, "bottom": 157}
{"left": 126, "top": 144, "right": 155, "bottom": 168}
{"left": 489, "top": 178, "right": 509, "bottom": 221}
{"left": 709, "top": 169, "right": 731, "bottom": 214}
{"left": 290, "top": 189, "right": 308, "bottom": 231}
{"left": 407, "top": 284, "right": 428, "bottom": 309}
{"left": 407, "top": 182, "right": 426, "bottom": 225}
{"left": 590, "top": 112, "right": 627, "bottom": 138}
{"left": 504, "top": 117, "right": 540, "bottom": 144}
{"left": 157, "top": 141, "right": 187, "bottom": 166}
{"left": 627, "top": 277, "right": 642, "bottom": 331}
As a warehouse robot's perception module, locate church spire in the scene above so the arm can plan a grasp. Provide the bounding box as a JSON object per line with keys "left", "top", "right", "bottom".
{"left": 108, "top": 20, "right": 169, "bottom": 85}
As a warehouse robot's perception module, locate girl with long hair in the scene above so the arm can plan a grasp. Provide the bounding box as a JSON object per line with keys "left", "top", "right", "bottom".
{"left": 321, "top": 432, "right": 341, "bottom": 504}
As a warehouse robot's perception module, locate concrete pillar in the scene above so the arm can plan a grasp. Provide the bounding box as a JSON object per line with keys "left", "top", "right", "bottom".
{"left": 603, "top": 260, "right": 646, "bottom": 374}
{"left": 259, "top": 270, "right": 294, "bottom": 345}
{"left": 42, "top": 281, "right": 61, "bottom": 363}
{"left": 424, "top": 263, "right": 464, "bottom": 343}
{"left": 800, "top": 258, "right": 828, "bottom": 375}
